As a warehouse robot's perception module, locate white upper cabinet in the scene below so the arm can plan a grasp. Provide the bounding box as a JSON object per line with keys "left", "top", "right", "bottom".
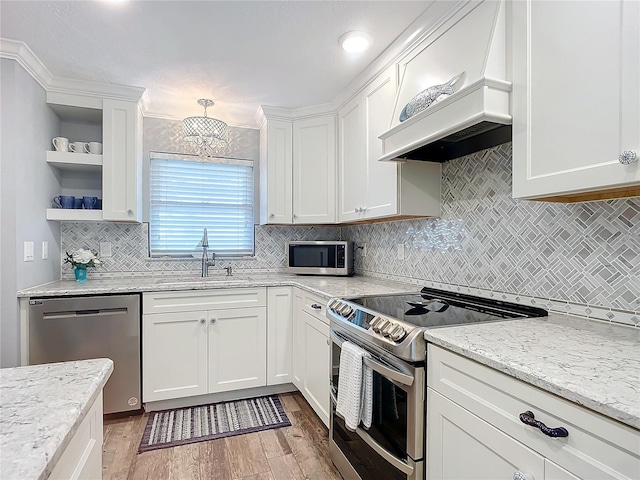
{"left": 259, "top": 118, "right": 293, "bottom": 224}
{"left": 45, "top": 91, "right": 143, "bottom": 223}
{"left": 512, "top": 0, "right": 640, "bottom": 201}
{"left": 102, "top": 99, "right": 142, "bottom": 222}
{"left": 293, "top": 115, "right": 337, "bottom": 224}
{"left": 338, "top": 66, "right": 441, "bottom": 223}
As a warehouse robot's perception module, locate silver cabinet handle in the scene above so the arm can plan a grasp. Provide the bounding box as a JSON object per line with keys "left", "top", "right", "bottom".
{"left": 200, "top": 318, "right": 206, "bottom": 324}
{"left": 127, "top": 209, "right": 134, "bottom": 215}
{"left": 292, "top": 214, "right": 298, "bottom": 220}
{"left": 619, "top": 150, "right": 637, "bottom": 165}
{"left": 210, "top": 318, "right": 216, "bottom": 324}
{"left": 513, "top": 472, "right": 534, "bottom": 480}
{"left": 269, "top": 213, "right": 275, "bottom": 219}
{"left": 311, "top": 304, "right": 322, "bottom": 310}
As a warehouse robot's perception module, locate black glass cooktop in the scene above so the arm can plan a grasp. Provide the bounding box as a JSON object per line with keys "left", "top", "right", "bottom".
{"left": 348, "top": 287, "right": 547, "bottom": 329}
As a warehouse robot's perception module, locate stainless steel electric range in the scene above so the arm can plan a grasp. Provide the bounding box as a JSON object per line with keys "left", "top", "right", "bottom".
{"left": 326, "top": 287, "right": 547, "bottom": 480}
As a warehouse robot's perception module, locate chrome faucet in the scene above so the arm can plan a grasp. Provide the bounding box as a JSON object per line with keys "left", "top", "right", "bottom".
{"left": 201, "top": 228, "right": 215, "bottom": 277}
{"left": 224, "top": 266, "right": 233, "bottom": 276}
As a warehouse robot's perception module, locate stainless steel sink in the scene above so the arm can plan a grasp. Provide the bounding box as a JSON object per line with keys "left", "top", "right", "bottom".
{"left": 153, "top": 276, "right": 251, "bottom": 285}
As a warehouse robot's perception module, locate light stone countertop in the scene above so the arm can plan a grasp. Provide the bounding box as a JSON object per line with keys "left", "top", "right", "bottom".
{"left": 0, "top": 358, "right": 113, "bottom": 480}
{"left": 424, "top": 314, "right": 640, "bottom": 430}
{"left": 16, "top": 273, "right": 419, "bottom": 299}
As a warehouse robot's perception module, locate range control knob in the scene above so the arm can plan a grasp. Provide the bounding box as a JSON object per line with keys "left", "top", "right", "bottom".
{"left": 373, "top": 319, "right": 390, "bottom": 333}
{"left": 328, "top": 299, "right": 340, "bottom": 311}
{"left": 381, "top": 322, "right": 397, "bottom": 337}
{"left": 369, "top": 316, "right": 383, "bottom": 329}
{"left": 330, "top": 301, "right": 344, "bottom": 313}
{"left": 389, "top": 326, "right": 407, "bottom": 342}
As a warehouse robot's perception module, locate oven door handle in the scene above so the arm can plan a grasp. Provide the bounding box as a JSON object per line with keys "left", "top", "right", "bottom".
{"left": 329, "top": 390, "right": 415, "bottom": 476}
{"left": 330, "top": 330, "right": 414, "bottom": 387}
{"left": 354, "top": 428, "right": 414, "bottom": 476}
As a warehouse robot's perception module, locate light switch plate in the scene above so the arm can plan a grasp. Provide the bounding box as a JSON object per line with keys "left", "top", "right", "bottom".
{"left": 397, "top": 243, "right": 405, "bottom": 261}
{"left": 42, "top": 241, "right": 48, "bottom": 260}
{"left": 362, "top": 243, "right": 367, "bottom": 257}
{"left": 24, "top": 241, "right": 34, "bottom": 262}
{"left": 100, "top": 242, "right": 112, "bottom": 257}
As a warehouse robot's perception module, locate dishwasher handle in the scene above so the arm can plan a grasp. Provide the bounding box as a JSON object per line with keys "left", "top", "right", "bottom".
{"left": 42, "top": 307, "right": 129, "bottom": 320}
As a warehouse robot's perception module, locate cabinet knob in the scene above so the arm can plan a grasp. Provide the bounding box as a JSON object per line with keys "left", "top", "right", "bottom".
{"left": 355, "top": 207, "right": 361, "bottom": 213}
{"left": 210, "top": 318, "right": 216, "bottom": 324}
{"left": 269, "top": 213, "right": 275, "bottom": 219}
{"left": 513, "top": 472, "right": 534, "bottom": 480}
{"left": 619, "top": 150, "right": 637, "bottom": 165}
{"left": 200, "top": 318, "right": 206, "bottom": 324}
{"left": 326, "top": 338, "right": 330, "bottom": 346}
{"left": 292, "top": 214, "right": 297, "bottom": 220}
{"left": 127, "top": 209, "right": 134, "bottom": 215}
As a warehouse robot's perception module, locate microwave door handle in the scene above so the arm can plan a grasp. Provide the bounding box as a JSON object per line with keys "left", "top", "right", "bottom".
{"left": 330, "top": 330, "right": 414, "bottom": 387}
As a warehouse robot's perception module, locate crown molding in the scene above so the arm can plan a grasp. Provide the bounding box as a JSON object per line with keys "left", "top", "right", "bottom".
{"left": 0, "top": 38, "right": 53, "bottom": 90}
{"left": 0, "top": 37, "right": 145, "bottom": 104}
{"left": 144, "top": 112, "right": 259, "bottom": 130}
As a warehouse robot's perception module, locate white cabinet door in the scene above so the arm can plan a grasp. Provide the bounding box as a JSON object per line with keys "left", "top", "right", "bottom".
{"left": 292, "top": 289, "right": 305, "bottom": 390}
{"left": 143, "top": 311, "right": 208, "bottom": 402}
{"left": 208, "top": 307, "right": 267, "bottom": 393}
{"left": 545, "top": 460, "right": 581, "bottom": 480}
{"left": 338, "top": 95, "right": 366, "bottom": 222}
{"left": 363, "top": 65, "right": 400, "bottom": 219}
{"left": 512, "top": 0, "right": 640, "bottom": 200}
{"left": 302, "top": 310, "right": 330, "bottom": 427}
{"left": 267, "top": 287, "right": 293, "bottom": 386}
{"left": 293, "top": 115, "right": 337, "bottom": 224}
{"left": 427, "top": 388, "right": 545, "bottom": 480}
{"left": 260, "top": 119, "right": 293, "bottom": 224}
{"left": 102, "top": 98, "right": 141, "bottom": 222}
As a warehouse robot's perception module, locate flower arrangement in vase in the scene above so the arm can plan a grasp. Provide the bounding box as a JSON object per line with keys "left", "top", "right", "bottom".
{"left": 64, "top": 248, "right": 101, "bottom": 282}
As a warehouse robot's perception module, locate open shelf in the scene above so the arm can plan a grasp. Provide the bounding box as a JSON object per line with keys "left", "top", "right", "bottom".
{"left": 46, "top": 209, "right": 103, "bottom": 222}
{"left": 46, "top": 151, "right": 103, "bottom": 172}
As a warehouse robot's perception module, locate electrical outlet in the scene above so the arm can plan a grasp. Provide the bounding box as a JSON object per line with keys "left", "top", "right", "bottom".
{"left": 24, "top": 241, "right": 34, "bottom": 262}
{"left": 42, "top": 241, "right": 48, "bottom": 260}
{"left": 397, "top": 243, "right": 405, "bottom": 261}
{"left": 100, "top": 242, "right": 112, "bottom": 257}
{"left": 362, "top": 243, "right": 367, "bottom": 257}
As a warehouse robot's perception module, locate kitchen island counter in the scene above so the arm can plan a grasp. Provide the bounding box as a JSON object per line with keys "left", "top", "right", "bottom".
{"left": 0, "top": 358, "right": 113, "bottom": 480}
{"left": 424, "top": 314, "right": 640, "bottom": 430}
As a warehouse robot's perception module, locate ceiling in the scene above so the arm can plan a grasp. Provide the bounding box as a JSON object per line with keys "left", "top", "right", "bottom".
{"left": 0, "top": 1, "right": 429, "bottom": 127}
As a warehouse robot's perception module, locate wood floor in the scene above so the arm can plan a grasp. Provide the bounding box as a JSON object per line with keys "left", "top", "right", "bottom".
{"left": 102, "top": 392, "right": 342, "bottom": 480}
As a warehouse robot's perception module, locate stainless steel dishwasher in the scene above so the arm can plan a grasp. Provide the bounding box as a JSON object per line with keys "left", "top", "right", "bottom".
{"left": 28, "top": 294, "right": 141, "bottom": 414}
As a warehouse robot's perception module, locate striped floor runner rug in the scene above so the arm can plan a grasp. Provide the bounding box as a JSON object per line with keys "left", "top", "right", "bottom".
{"left": 138, "top": 395, "right": 291, "bottom": 453}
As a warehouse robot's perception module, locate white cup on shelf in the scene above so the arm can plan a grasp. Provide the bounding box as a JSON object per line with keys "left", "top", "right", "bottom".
{"left": 87, "top": 142, "right": 103, "bottom": 154}
{"left": 69, "top": 141, "right": 89, "bottom": 153}
{"left": 52, "top": 137, "right": 69, "bottom": 152}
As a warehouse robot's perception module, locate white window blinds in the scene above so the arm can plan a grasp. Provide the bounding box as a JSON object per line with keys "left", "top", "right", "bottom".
{"left": 149, "top": 153, "right": 254, "bottom": 257}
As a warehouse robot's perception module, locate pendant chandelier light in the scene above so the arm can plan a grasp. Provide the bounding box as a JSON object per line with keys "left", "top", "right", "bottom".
{"left": 183, "top": 98, "right": 229, "bottom": 157}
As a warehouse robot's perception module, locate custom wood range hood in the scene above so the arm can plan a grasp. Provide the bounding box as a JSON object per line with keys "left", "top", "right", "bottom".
{"left": 379, "top": 0, "right": 512, "bottom": 163}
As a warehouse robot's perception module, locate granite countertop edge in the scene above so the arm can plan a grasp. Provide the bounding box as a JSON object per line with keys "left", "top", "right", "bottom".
{"left": 424, "top": 316, "right": 640, "bottom": 430}
{"left": 0, "top": 359, "right": 114, "bottom": 480}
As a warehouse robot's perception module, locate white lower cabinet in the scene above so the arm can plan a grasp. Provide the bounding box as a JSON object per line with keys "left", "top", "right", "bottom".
{"left": 49, "top": 392, "right": 104, "bottom": 480}
{"left": 301, "top": 309, "right": 330, "bottom": 427}
{"left": 292, "top": 288, "right": 330, "bottom": 427}
{"left": 267, "top": 287, "right": 293, "bottom": 386}
{"left": 427, "top": 345, "right": 640, "bottom": 480}
{"left": 208, "top": 307, "right": 267, "bottom": 393}
{"left": 142, "top": 288, "right": 267, "bottom": 403}
{"left": 143, "top": 310, "right": 209, "bottom": 401}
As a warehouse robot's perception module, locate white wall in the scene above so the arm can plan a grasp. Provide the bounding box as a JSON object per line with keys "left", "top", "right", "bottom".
{"left": 0, "top": 58, "right": 61, "bottom": 367}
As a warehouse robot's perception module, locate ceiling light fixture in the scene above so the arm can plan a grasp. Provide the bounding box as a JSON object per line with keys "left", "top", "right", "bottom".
{"left": 339, "top": 31, "right": 373, "bottom": 53}
{"left": 183, "top": 99, "right": 230, "bottom": 157}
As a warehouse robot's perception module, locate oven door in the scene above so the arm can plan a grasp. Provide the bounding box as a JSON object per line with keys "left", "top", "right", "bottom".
{"left": 329, "top": 329, "right": 424, "bottom": 480}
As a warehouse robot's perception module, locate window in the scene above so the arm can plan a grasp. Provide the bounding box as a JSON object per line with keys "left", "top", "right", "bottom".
{"left": 149, "top": 152, "right": 254, "bottom": 257}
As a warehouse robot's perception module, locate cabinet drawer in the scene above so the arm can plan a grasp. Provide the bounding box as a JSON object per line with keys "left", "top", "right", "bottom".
{"left": 300, "top": 290, "right": 329, "bottom": 324}
{"left": 427, "top": 345, "right": 640, "bottom": 480}
{"left": 143, "top": 288, "right": 266, "bottom": 314}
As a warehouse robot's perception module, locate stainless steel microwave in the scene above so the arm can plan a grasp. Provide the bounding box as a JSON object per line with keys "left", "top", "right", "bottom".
{"left": 286, "top": 241, "right": 354, "bottom": 276}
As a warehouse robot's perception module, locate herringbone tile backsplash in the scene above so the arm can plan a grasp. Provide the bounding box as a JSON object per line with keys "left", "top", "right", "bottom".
{"left": 61, "top": 142, "right": 639, "bottom": 325}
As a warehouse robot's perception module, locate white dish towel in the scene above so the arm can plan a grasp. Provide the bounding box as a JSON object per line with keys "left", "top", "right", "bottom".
{"left": 336, "top": 341, "right": 373, "bottom": 431}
